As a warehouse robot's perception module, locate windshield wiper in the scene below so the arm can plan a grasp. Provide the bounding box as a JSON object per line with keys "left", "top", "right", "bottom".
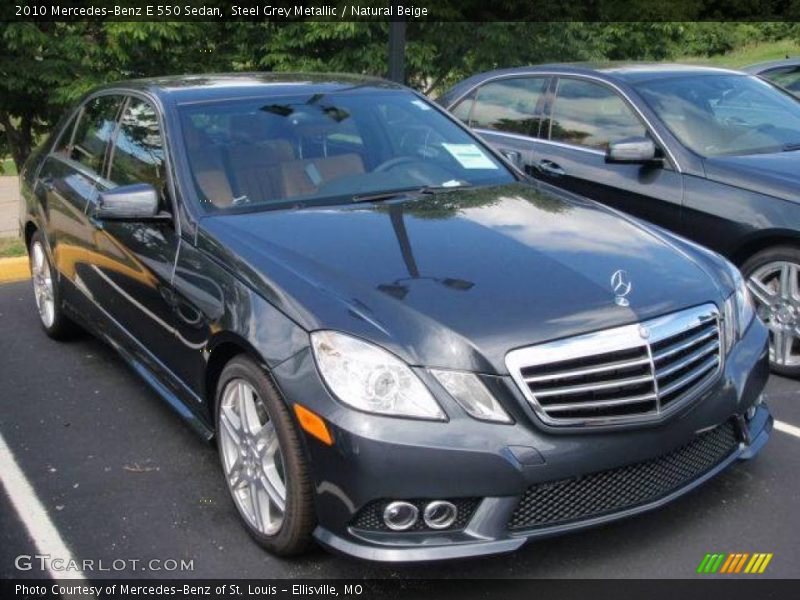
{"left": 352, "top": 183, "right": 472, "bottom": 203}
{"left": 782, "top": 142, "right": 800, "bottom": 152}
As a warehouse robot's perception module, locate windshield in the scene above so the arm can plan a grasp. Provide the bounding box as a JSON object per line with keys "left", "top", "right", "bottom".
{"left": 178, "top": 89, "right": 515, "bottom": 212}
{"left": 633, "top": 73, "right": 800, "bottom": 156}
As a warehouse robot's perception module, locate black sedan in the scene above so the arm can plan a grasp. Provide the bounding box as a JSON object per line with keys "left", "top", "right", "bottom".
{"left": 19, "top": 73, "right": 770, "bottom": 561}
{"left": 440, "top": 64, "right": 800, "bottom": 377}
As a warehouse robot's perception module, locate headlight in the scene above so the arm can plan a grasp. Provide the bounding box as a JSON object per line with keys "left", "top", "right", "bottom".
{"left": 430, "top": 369, "right": 512, "bottom": 423}
{"left": 723, "top": 263, "right": 755, "bottom": 354}
{"left": 310, "top": 331, "right": 445, "bottom": 420}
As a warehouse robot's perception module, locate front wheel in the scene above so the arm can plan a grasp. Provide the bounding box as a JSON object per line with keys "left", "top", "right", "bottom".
{"left": 742, "top": 246, "right": 800, "bottom": 378}
{"left": 215, "top": 356, "right": 316, "bottom": 556}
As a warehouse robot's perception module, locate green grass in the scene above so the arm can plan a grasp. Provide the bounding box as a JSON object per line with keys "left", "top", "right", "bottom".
{"left": 0, "top": 237, "right": 26, "bottom": 258}
{"left": 0, "top": 158, "right": 17, "bottom": 176}
{"left": 679, "top": 39, "right": 800, "bottom": 69}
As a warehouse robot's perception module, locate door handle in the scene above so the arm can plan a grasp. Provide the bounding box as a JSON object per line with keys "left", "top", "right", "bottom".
{"left": 538, "top": 159, "right": 565, "bottom": 177}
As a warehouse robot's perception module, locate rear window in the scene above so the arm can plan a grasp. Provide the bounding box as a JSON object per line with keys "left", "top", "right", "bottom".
{"left": 70, "top": 96, "right": 124, "bottom": 175}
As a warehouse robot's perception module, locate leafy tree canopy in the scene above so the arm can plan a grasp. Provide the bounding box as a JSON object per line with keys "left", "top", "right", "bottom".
{"left": 1, "top": 21, "right": 799, "bottom": 171}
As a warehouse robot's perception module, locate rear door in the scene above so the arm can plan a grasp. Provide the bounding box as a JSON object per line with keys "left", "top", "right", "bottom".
{"left": 34, "top": 94, "right": 125, "bottom": 318}
{"left": 534, "top": 76, "right": 683, "bottom": 231}
{"left": 449, "top": 76, "right": 552, "bottom": 171}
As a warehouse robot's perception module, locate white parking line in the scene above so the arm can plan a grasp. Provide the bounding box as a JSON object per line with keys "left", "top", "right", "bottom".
{"left": 774, "top": 419, "right": 800, "bottom": 439}
{"left": 0, "top": 431, "right": 86, "bottom": 580}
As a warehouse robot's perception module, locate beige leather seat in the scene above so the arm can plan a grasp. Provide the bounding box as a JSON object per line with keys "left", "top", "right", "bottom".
{"left": 278, "top": 153, "right": 365, "bottom": 198}
{"left": 225, "top": 114, "right": 297, "bottom": 202}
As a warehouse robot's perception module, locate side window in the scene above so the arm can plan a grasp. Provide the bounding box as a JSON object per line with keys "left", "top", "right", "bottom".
{"left": 53, "top": 113, "right": 81, "bottom": 156}
{"left": 450, "top": 90, "right": 476, "bottom": 124}
{"left": 763, "top": 66, "right": 800, "bottom": 93}
{"left": 70, "top": 96, "right": 124, "bottom": 174}
{"left": 108, "top": 98, "right": 166, "bottom": 193}
{"left": 469, "top": 77, "right": 549, "bottom": 137}
{"left": 549, "top": 78, "right": 646, "bottom": 150}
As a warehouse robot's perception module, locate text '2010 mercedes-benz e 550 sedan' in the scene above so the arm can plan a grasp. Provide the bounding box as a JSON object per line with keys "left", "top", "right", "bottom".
{"left": 19, "top": 73, "right": 772, "bottom": 562}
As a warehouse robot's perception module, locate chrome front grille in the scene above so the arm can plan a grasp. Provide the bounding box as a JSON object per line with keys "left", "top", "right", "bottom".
{"left": 506, "top": 304, "right": 722, "bottom": 426}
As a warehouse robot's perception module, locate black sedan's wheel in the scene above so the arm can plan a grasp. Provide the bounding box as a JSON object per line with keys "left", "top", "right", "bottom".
{"left": 29, "top": 231, "right": 77, "bottom": 339}
{"left": 215, "top": 356, "right": 316, "bottom": 555}
{"left": 742, "top": 246, "right": 800, "bottom": 378}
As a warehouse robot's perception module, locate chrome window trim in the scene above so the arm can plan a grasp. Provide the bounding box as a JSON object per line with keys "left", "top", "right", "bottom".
{"left": 475, "top": 129, "right": 607, "bottom": 157}
{"left": 505, "top": 303, "right": 722, "bottom": 427}
{"left": 446, "top": 71, "right": 682, "bottom": 173}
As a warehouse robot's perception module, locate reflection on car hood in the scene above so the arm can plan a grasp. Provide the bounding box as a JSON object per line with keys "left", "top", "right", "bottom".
{"left": 704, "top": 151, "right": 800, "bottom": 203}
{"left": 200, "top": 183, "right": 720, "bottom": 373}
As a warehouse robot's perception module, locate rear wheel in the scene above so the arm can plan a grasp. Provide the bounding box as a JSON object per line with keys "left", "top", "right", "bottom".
{"left": 29, "top": 231, "right": 77, "bottom": 339}
{"left": 215, "top": 356, "right": 316, "bottom": 555}
{"left": 742, "top": 246, "right": 800, "bottom": 378}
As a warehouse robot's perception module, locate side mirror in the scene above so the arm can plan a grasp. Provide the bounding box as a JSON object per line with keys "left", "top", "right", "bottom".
{"left": 95, "top": 184, "right": 165, "bottom": 221}
{"left": 606, "top": 136, "right": 661, "bottom": 165}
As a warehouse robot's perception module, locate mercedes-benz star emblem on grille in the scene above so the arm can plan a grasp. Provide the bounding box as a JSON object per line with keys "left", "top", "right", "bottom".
{"left": 611, "top": 269, "right": 633, "bottom": 307}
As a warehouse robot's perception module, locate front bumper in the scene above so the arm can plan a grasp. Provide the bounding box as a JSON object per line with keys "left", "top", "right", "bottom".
{"left": 271, "top": 318, "right": 771, "bottom": 562}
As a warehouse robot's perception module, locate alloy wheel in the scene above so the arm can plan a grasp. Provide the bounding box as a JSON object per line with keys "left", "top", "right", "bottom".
{"left": 747, "top": 260, "right": 800, "bottom": 368}
{"left": 218, "top": 378, "right": 287, "bottom": 535}
{"left": 31, "top": 241, "right": 55, "bottom": 329}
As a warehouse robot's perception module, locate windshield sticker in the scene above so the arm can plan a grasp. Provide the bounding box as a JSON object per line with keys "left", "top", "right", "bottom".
{"left": 411, "top": 99, "right": 431, "bottom": 110}
{"left": 442, "top": 144, "right": 498, "bottom": 169}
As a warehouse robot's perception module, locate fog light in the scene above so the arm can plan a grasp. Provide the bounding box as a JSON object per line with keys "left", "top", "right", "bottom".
{"left": 383, "top": 501, "right": 418, "bottom": 531}
{"left": 423, "top": 500, "right": 458, "bottom": 529}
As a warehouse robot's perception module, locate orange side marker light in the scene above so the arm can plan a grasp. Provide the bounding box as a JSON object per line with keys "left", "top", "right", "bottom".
{"left": 294, "top": 404, "right": 334, "bottom": 446}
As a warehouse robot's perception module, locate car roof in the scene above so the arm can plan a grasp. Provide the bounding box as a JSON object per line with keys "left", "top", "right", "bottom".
{"left": 743, "top": 57, "right": 800, "bottom": 74}
{"left": 438, "top": 62, "right": 746, "bottom": 104}
{"left": 94, "top": 72, "right": 405, "bottom": 104}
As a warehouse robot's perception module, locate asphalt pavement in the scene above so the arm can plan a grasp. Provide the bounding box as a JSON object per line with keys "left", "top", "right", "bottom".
{"left": 1, "top": 279, "right": 798, "bottom": 579}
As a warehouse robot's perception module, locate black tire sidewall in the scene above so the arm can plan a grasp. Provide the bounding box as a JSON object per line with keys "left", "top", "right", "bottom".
{"left": 214, "top": 356, "right": 315, "bottom": 555}
{"left": 741, "top": 245, "right": 800, "bottom": 378}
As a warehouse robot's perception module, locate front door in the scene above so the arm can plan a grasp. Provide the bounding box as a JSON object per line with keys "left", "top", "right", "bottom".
{"left": 83, "top": 95, "right": 193, "bottom": 399}
{"left": 533, "top": 76, "right": 684, "bottom": 231}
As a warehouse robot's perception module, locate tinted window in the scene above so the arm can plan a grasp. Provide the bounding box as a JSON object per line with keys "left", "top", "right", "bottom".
{"left": 635, "top": 74, "right": 800, "bottom": 156}
{"left": 109, "top": 98, "right": 165, "bottom": 192}
{"left": 549, "top": 78, "right": 646, "bottom": 149}
{"left": 762, "top": 66, "right": 800, "bottom": 93}
{"left": 450, "top": 90, "right": 476, "bottom": 123}
{"left": 179, "top": 90, "right": 515, "bottom": 212}
{"left": 71, "top": 96, "right": 123, "bottom": 174}
{"left": 470, "top": 77, "right": 548, "bottom": 136}
{"left": 54, "top": 113, "right": 80, "bottom": 156}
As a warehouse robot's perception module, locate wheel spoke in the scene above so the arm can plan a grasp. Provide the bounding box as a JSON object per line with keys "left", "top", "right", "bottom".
{"left": 258, "top": 422, "right": 278, "bottom": 458}
{"left": 747, "top": 276, "right": 776, "bottom": 306}
{"left": 780, "top": 263, "right": 793, "bottom": 300}
{"left": 219, "top": 405, "right": 242, "bottom": 446}
{"left": 259, "top": 472, "right": 286, "bottom": 513}
{"left": 249, "top": 485, "right": 266, "bottom": 531}
{"left": 239, "top": 383, "right": 262, "bottom": 435}
{"left": 227, "top": 455, "right": 245, "bottom": 489}
{"left": 773, "top": 330, "right": 795, "bottom": 366}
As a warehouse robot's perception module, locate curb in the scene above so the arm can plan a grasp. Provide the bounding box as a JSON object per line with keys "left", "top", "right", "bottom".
{"left": 0, "top": 256, "right": 30, "bottom": 283}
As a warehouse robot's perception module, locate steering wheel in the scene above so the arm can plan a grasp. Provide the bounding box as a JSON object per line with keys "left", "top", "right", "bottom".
{"left": 373, "top": 156, "right": 421, "bottom": 173}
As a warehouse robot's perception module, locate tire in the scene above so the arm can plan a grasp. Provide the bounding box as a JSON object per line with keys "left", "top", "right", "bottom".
{"left": 215, "top": 355, "right": 316, "bottom": 556}
{"left": 741, "top": 245, "right": 800, "bottom": 378}
{"left": 28, "top": 231, "right": 78, "bottom": 340}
